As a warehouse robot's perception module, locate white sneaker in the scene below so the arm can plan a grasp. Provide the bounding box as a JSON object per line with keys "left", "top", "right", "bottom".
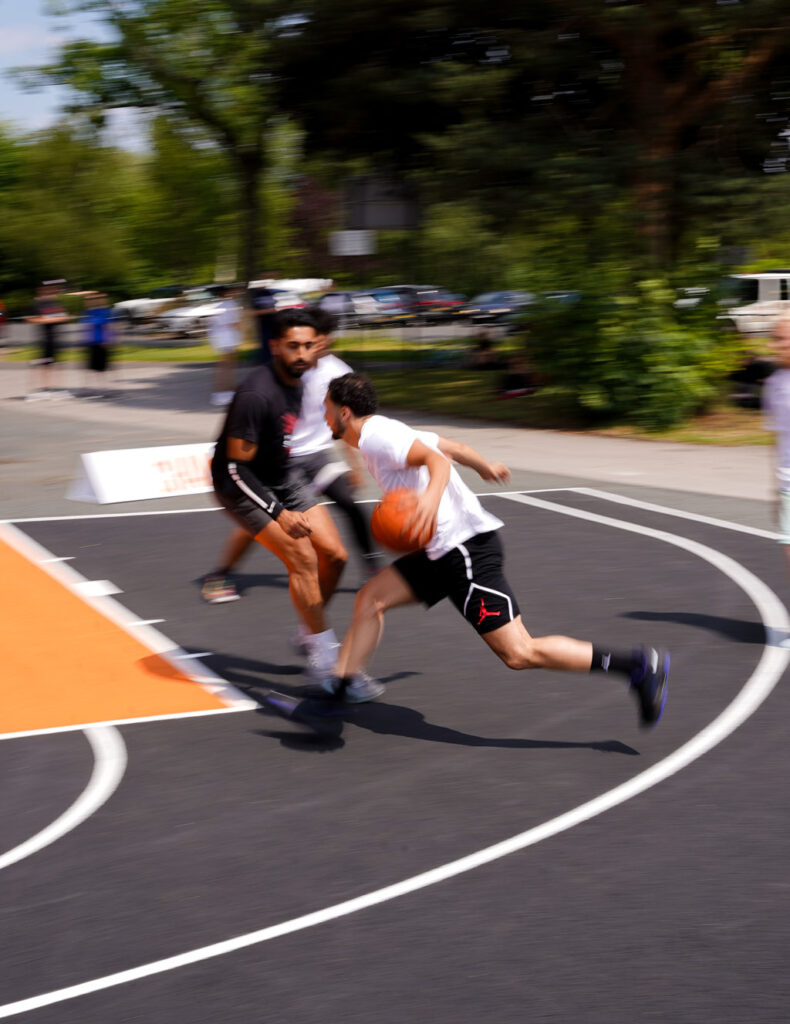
{"left": 321, "top": 672, "right": 386, "bottom": 703}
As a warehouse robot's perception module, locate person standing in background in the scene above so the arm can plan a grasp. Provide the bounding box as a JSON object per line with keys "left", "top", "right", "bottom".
{"left": 82, "top": 291, "right": 115, "bottom": 397}
{"left": 208, "top": 284, "right": 243, "bottom": 407}
{"left": 762, "top": 315, "right": 790, "bottom": 647}
{"left": 26, "top": 280, "right": 71, "bottom": 400}
{"left": 248, "top": 279, "right": 277, "bottom": 366}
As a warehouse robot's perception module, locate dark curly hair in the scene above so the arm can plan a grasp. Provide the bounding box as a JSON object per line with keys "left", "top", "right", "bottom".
{"left": 327, "top": 372, "right": 379, "bottom": 416}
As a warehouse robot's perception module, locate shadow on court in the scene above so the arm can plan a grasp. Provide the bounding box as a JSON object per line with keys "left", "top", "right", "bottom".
{"left": 252, "top": 692, "right": 640, "bottom": 757}
{"left": 623, "top": 610, "right": 766, "bottom": 644}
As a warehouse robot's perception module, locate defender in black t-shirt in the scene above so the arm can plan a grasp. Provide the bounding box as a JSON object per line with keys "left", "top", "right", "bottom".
{"left": 206, "top": 309, "right": 348, "bottom": 683}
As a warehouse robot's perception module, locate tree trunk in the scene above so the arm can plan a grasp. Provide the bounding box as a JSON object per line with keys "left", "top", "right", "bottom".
{"left": 237, "top": 151, "right": 263, "bottom": 282}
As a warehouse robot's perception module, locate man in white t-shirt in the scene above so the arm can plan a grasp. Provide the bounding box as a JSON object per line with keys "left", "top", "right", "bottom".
{"left": 320, "top": 371, "right": 670, "bottom": 721}
{"left": 208, "top": 285, "right": 243, "bottom": 407}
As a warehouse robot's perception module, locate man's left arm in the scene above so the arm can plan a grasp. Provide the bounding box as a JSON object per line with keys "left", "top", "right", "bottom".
{"left": 437, "top": 437, "right": 511, "bottom": 483}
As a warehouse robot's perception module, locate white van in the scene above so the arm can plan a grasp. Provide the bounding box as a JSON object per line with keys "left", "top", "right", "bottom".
{"left": 722, "top": 270, "right": 790, "bottom": 334}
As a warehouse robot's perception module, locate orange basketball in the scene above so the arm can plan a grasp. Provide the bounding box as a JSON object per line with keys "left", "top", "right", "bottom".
{"left": 370, "top": 488, "right": 434, "bottom": 553}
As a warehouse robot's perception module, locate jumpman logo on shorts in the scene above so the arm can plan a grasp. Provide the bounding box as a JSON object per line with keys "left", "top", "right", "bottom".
{"left": 477, "top": 597, "right": 501, "bottom": 627}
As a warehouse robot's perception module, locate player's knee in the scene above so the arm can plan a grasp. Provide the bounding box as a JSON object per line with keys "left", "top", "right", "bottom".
{"left": 497, "top": 641, "right": 539, "bottom": 671}
{"left": 353, "top": 581, "right": 386, "bottom": 620}
{"left": 327, "top": 542, "right": 348, "bottom": 568}
{"left": 287, "top": 545, "right": 319, "bottom": 576}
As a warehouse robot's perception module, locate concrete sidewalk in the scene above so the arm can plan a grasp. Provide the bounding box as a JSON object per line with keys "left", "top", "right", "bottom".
{"left": 0, "top": 360, "right": 776, "bottom": 527}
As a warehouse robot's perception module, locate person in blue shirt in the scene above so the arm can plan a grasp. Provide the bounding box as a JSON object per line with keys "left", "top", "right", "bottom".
{"left": 82, "top": 292, "right": 115, "bottom": 394}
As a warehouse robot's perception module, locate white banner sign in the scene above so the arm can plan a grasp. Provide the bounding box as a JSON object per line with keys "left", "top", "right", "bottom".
{"left": 329, "top": 230, "right": 377, "bottom": 256}
{"left": 68, "top": 442, "right": 216, "bottom": 504}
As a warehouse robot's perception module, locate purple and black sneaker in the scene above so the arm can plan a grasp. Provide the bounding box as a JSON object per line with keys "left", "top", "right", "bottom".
{"left": 629, "top": 647, "right": 669, "bottom": 728}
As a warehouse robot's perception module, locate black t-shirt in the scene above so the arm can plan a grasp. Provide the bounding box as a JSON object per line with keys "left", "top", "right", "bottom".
{"left": 212, "top": 364, "right": 301, "bottom": 490}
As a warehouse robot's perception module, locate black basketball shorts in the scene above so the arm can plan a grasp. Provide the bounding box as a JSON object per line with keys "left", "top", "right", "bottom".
{"left": 393, "top": 530, "right": 520, "bottom": 636}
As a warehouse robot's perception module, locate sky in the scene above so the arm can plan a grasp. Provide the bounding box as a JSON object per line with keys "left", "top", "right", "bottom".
{"left": 0, "top": 0, "right": 147, "bottom": 148}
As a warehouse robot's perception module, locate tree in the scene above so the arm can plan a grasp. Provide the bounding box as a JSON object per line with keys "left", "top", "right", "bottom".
{"left": 277, "top": 0, "right": 790, "bottom": 269}
{"left": 24, "top": 0, "right": 285, "bottom": 280}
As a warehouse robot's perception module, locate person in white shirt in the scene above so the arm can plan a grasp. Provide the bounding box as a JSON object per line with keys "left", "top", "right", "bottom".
{"left": 201, "top": 310, "right": 380, "bottom": 610}
{"left": 208, "top": 284, "right": 243, "bottom": 407}
{"left": 320, "top": 370, "right": 670, "bottom": 720}
{"left": 762, "top": 315, "right": 790, "bottom": 646}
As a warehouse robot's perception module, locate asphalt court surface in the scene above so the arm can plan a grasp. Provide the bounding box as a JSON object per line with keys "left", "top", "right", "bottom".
{"left": 2, "top": 490, "right": 790, "bottom": 1022}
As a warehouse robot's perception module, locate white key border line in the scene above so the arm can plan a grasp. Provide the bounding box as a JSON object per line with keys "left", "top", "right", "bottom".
{"left": 1, "top": 493, "right": 787, "bottom": 1018}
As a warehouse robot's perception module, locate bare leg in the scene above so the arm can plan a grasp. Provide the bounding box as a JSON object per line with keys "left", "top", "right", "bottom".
{"left": 334, "top": 566, "right": 418, "bottom": 677}
{"left": 253, "top": 520, "right": 326, "bottom": 633}
{"left": 217, "top": 526, "right": 255, "bottom": 573}
{"left": 304, "top": 504, "right": 348, "bottom": 604}
{"left": 482, "top": 616, "right": 593, "bottom": 671}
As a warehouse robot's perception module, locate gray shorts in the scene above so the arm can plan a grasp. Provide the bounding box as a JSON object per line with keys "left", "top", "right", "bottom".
{"left": 287, "top": 449, "right": 349, "bottom": 497}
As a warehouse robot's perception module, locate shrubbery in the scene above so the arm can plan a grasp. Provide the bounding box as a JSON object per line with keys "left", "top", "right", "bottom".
{"left": 525, "top": 279, "right": 745, "bottom": 431}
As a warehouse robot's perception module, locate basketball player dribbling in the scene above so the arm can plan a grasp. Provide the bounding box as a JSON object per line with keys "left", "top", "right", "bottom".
{"left": 320, "top": 371, "right": 669, "bottom": 725}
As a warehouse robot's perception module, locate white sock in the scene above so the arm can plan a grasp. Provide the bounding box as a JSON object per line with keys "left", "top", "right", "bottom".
{"left": 305, "top": 628, "right": 338, "bottom": 654}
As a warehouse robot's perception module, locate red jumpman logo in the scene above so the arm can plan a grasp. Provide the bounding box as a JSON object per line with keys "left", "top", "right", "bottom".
{"left": 477, "top": 597, "right": 501, "bottom": 627}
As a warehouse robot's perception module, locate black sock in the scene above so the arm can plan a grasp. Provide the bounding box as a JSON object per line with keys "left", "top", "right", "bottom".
{"left": 591, "top": 646, "right": 635, "bottom": 677}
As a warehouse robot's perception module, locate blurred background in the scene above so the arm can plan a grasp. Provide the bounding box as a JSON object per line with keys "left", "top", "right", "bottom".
{"left": 3, "top": 0, "right": 790, "bottom": 434}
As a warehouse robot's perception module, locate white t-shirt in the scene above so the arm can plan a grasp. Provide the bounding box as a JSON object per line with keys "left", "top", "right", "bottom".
{"left": 290, "top": 352, "right": 353, "bottom": 456}
{"left": 763, "top": 368, "right": 790, "bottom": 486}
{"left": 358, "top": 414, "right": 503, "bottom": 559}
{"left": 208, "top": 299, "right": 241, "bottom": 352}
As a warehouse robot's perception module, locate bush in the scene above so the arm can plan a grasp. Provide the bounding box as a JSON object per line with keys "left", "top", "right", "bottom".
{"left": 526, "top": 278, "right": 744, "bottom": 431}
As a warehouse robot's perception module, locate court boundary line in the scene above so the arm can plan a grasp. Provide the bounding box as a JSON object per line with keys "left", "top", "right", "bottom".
{"left": 567, "top": 486, "right": 780, "bottom": 540}
{"left": 1, "top": 495, "right": 786, "bottom": 1018}
{"left": 0, "top": 727, "right": 127, "bottom": 871}
{"left": 0, "top": 488, "right": 571, "bottom": 523}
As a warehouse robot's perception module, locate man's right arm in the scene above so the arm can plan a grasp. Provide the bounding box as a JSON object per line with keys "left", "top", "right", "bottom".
{"left": 226, "top": 436, "right": 311, "bottom": 538}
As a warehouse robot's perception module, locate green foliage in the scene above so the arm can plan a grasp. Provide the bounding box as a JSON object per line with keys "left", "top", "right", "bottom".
{"left": 527, "top": 277, "right": 745, "bottom": 431}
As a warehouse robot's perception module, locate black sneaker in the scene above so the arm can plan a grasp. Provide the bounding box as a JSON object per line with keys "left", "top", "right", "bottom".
{"left": 629, "top": 647, "right": 669, "bottom": 728}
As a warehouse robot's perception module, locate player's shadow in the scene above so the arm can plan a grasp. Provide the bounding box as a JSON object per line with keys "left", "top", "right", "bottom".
{"left": 334, "top": 701, "right": 637, "bottom": 755}
{"left": 153, "top": 649, "right": 638, "bottom": 756}
{"left": 254, "top": 696, "right": 638, "bottom": 757}
{"left": 623, "top": 610, "right": 765, "bottom": 644}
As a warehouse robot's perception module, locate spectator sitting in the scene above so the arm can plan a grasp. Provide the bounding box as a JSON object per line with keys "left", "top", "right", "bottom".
{"left": 497, "top": 354, "right": 536, "bottom": 399}
{"left": 466, "top": 329, "right": 505, "bottom": 371}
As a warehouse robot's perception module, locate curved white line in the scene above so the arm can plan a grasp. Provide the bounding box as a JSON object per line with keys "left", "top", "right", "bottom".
{"left": 0, "top": 727, "right": 127, "bottom": 873}
{"left": 1, "top": 499, "right": 787, "bottom": 1019}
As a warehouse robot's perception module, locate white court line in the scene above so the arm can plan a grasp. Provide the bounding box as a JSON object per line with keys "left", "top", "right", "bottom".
{"left": 1, "top": 507, "right": 222, "bottom": 524}
{"left": 0, "top": 706, "right": 254, "bottom": 743}
{"left": 0, "top": 726, "right": 127, "bottom": 872}
{"left": 1, "top": 496, "right": 787, "bottom": 1018}
{"left": 568, "top": 486, "right": 781, "bottom": 540}
{"left": 1, "top": 488, "right": 569, "bottom": 523}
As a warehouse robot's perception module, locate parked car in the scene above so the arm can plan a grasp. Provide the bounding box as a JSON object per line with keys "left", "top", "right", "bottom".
{"left": 155, "top": 288, "right": 223, "bottom": 337}
{"left": 315, "top": 290, "right": 380, "bottom": 329}
{"left": 463, "top": 290, "right": 535, "bottom": 324}
{"left": 159, "top": 286, "right": 304, "bottom": 337}
{"left": 368, "top": 287, "right": 419, "bottom": 325}
{"left": 367, "top": 284, "right": 462, "bottom": 325}
{"left": 719, "top": 270, "right": 790, "bottom": 334}
{"left": 114, "top": 285, "right": 186, "bottom": 326}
